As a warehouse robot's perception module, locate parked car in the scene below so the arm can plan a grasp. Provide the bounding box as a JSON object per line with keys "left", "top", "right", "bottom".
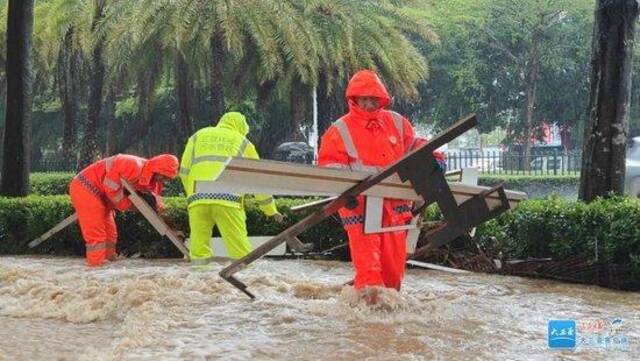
{"left": 529, "top": 154, "right": 563, "bottom": 171}
{"left": 625, "top": 137, "right": 640, "bottom": 196}
{"left": 272, "top": 142, "right": 314, "bottom": 164}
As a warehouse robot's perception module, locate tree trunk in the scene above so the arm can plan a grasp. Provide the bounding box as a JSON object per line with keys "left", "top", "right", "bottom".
{"left": 317, "top": 71, "right": 345, "bottom": 136}
{"left": 522, "top": 35, "right": 541, "bottom": 172}
{"left": 176, "top": 52, "right": 193, "bottom": 147}
{"left": 78, "top": 0, "right": 106, "bottom": 169}
{"left": 104, "top": 89, "right": 116, "bottom": 155}
{"left": 289, "top": 76, "right": 310, "bottom": 142}
{"left": 254, "top": 80, "right": 283, "bottom": 156}
{"left": 0, "top": 57, "right": 7, "bottom": 169}
{"left": 114, "top": 66, "right": 159, "bottom": 154}
{"left": 210, "top": 29, "right": 225, "bottom": 122}
{"left": 1, "top": 0, "right": 34, "bottom": 196}
{"left": 59, "top": 27, "right": 79, "bottom": 170}
{"left": 579, "top": 0, "right": 639, "bottom": 202}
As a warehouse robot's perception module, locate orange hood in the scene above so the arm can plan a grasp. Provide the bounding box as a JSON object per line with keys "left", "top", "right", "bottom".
{"left": 345, "top": 70, "right": 391, "bottom": 108}
{"left": 139, "top": 154, "right": 179, "bottom": 186}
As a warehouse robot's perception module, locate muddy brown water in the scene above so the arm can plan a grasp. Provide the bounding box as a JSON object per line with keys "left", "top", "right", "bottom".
{"left": 0, "top": 256, "right": 637, "bottom": 360}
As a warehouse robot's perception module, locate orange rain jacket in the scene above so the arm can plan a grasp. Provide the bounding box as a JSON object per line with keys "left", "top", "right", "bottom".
{"left": 318, "top": 70, "right": 444, "bottom": 290}
{"left": 69, "top": 154, "right": 179, "bottom": 266}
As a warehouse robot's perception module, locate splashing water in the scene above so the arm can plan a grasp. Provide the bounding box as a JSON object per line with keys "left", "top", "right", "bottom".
{"left": 0, "top": 256, "right": 637, "bottom": 360}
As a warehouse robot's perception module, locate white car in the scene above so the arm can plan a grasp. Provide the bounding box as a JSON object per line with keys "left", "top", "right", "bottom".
{"left": 625, "top": 137, "right": 640, "bottom": 196}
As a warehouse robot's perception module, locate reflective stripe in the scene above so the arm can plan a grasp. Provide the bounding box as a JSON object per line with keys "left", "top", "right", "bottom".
{"left": 86, "top": 243, "right": 109, "bottom": 252}
{"left": 340, "top": 215, "right": 365, "bottom": 226}
{"left": 393, "top": 204, "right": 412, "bottom": 214}
{"left": 188, "top": 138, "right": 245, "bottom": 166}
{"left": 103, "top": 177, "right": 120, "bottom": 191}
{"left": 256, "top": 197, "right": 274, "bottom": 206}
{"left": 350, "top": 163, "right": 382, "bottom": 174}
{"left": 408, "top": 136, "right": 419, "bottom": 150}
{"left": 76, "top": 173, "right": 103, "bottom": 199}
{"left": 104, "top": 156, "right": 114, "bottom": 172}
{"left": 237, "top": 139, "right": 249, "bottom": 157}
{"left": 179, "top": 167, "right": 190, "bottom": 176}
{"left": 191, "top": 155, "right": 229, "bottom": 164}
{"left": 190, "top": 134, "right": 198, "bottom": 162}
{"left": 188, "top": 192, "right": 241, "bottom": 204}
{"left": 333, "top": 112, "right": 405, "bottom": 173}
{"left": 109, "top": 190, "right": 125, "bottom": 203}
{"left": 390, "top": 111, "right": 404, "bottom": 142}
{"left": 323, "top": 163, "right": 350, "bottom": 169}
{"left": 334, "top": 118, "right": 373, "bottom": 172}
{"left": 334, "top": 118, "right": 359, "bottom": 159}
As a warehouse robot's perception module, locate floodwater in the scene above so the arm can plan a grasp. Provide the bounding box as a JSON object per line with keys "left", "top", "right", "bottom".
{"left": 0, "top": 256, "right": 637, "bottom": 360}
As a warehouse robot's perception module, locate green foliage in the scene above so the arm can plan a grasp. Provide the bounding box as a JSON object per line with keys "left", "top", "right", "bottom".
{"left": 115, "top": 96, "right": 137, "bottom": 118}
{"left": 408, "top": 0, "right": 594, "bottom": 141}
{"left": 4, "top": 193, "right": 639, "bottom": 277}
{"left": 477, "top": 196, "right": 640, "bottom": 274}
{"left": 30, "top": 172, "right": 74, "bottom": 195}
{"left": 23, "top": 0, "right": 441, "bottom": 159}
{"left": 478, "top": 174, "right": 580, "bottom": 189}
{"left": 0, "top": 195, "right": 82, "bottom": 255}
{"left": 0, "top": 195, "right": 346, "bottom": 257}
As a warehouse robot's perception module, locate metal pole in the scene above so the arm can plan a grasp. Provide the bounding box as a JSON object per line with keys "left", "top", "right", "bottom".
{"left": 311, "top": 86, "right": 319, "bottom": 163}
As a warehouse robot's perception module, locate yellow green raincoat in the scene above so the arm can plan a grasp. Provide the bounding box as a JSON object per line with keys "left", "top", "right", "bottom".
{"left": 180, "top": 112, "right": 278, "bottom": 263}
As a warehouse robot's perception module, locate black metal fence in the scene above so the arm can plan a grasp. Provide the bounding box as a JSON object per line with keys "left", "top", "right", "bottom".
{"left": 444, "top": 150, "right": 582, "bottom": 175}
{"left": 31, "top": 158, "right": 73, "bottom": 172}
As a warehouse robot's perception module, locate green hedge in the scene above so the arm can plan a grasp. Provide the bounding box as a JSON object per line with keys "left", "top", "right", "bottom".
{"left": 477, "top": 196, "right": 640, "bottom": 274}
{"left": 478, "top": 174, "right": 579, "bottom": 189}
{"left": 0, "top": 196, "right": 348, "bottom": 257}
{"left": 2, "top": 193, "right": 639, "bottom": 277}
{"left": 30, "top": 172, "right": 75, "bottom": 195}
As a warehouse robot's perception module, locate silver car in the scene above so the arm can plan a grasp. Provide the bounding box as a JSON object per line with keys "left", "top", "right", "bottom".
{"left": 625, "top": 136, "right": 640, "bottom": 196}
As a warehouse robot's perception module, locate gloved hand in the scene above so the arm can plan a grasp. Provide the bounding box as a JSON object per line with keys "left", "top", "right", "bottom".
{"left": 345, "top": 196, "right": 359, "bottom": 210}
{"left": 433, "top": 158, "right": 447, "bottom": 173}
{"left": 271, "top": 212, "right": 286, "bottom": 224}
{"left": 171, "top": 229, "right": 186, "bottom": 241}
{"left": 139, "top": 192, "right": 158, "bottom": 212}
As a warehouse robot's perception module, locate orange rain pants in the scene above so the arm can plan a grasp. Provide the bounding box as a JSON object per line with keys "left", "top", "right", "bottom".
{"left": 69, "top": 179, "right": 118, "bottom": 266}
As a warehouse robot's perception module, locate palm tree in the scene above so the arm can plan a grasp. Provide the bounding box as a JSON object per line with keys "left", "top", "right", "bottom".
{"left": 33, "top": 0, "right": 90, "bottom": 169}
{"left": 76, "top": 0, "right": 108, "bottom": 169}
{"left": 104, "top": 0, "right": 196, "bottom": 152}
{"left": 41, "top": 0, "right": 438, "bottom": 160}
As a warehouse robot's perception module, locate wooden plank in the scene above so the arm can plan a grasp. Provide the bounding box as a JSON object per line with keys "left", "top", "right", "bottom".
{"left": 28, "top": 213, "right": 78, "bottom": 248}
{"left": 289, "top": 196, "right": 337, "bottom": 212}
{"left": 406, "top": 260, "right": 471, "bottom": 274}
{"left": 121, "top": 179, "right": 190, "bottom": 259}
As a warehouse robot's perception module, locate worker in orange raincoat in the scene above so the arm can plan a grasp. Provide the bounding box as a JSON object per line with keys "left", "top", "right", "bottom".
{"left": 318, "top": 70, "right": 446, "bottom": 304}
{"left": 69, "top": 154, "right": 179, "bottom": 266}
